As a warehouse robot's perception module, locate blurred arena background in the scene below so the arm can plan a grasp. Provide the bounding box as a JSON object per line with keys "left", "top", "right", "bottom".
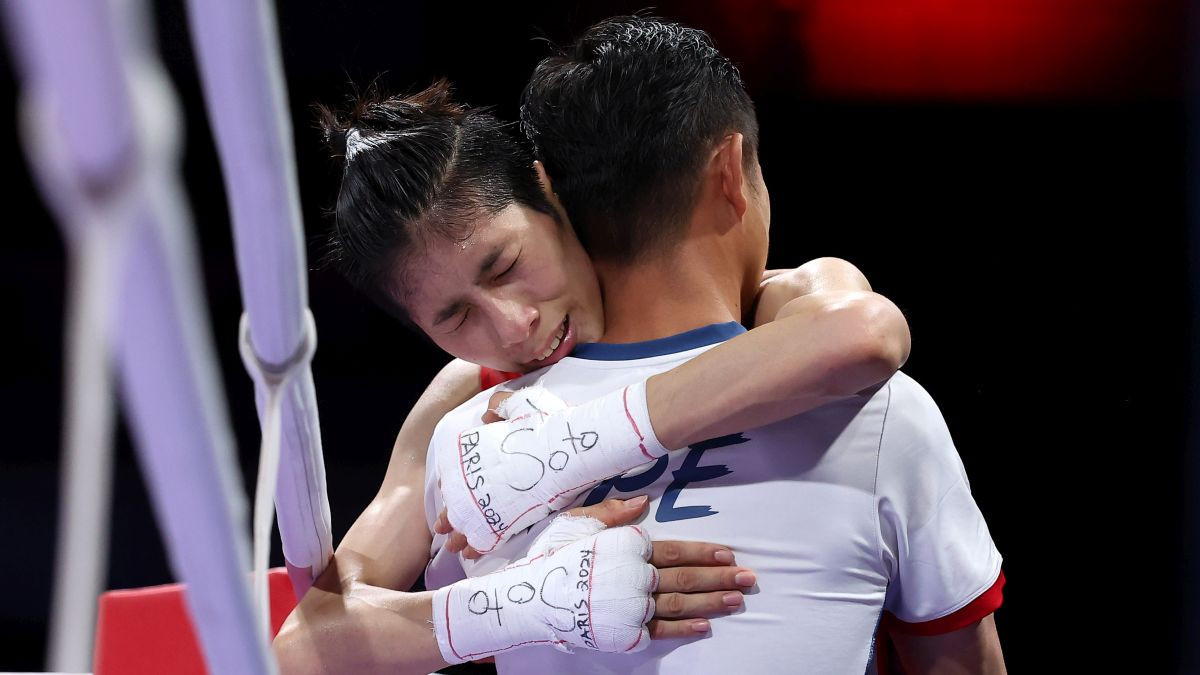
{"left": 0, "top": 0, "right": 1193, "bottom": 671}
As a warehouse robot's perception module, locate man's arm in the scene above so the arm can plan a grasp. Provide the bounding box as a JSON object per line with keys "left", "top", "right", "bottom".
{"left": 751, "top": 262, "right": 1005, "bottom": 675}
{"left": 873, "top": 375, "right": 1006, "bottom": 675}
{"left": 890, "top": 615, "right": 1008, "bottom": 675}
{"left": 273, "top": 358, "right": 481, "bottom": 674}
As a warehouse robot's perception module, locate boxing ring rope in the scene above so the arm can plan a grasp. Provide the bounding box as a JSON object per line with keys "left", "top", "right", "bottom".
{"left": 184, "top": 0, "right": 333, "bottom": 604}
{"left": 5, "top": 0, "right": 333, "bottom": 671}
{"left": 4, "top": 3, "right": 132, "bottom": 669}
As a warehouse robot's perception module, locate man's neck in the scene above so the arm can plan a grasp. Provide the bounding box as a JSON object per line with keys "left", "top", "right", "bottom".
{"left": 593, "top": 239, "right": 748, "bottom": 344}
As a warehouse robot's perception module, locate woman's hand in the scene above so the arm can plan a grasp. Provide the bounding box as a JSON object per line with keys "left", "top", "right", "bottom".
{"left": 434, "top": 496, "right": 754, "bottom": 639}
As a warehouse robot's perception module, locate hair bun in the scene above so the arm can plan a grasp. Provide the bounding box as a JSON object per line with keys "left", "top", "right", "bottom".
{"left": 315, "top": 102, "right": 352, "bottom": 160}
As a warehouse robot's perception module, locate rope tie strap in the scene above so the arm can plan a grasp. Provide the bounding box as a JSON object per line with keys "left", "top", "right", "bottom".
{"left": 238, "top": 308, "right": 317, "bottom": 642}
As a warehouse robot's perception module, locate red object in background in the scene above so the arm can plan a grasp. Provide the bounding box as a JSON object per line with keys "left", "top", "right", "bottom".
{"left": 702, "top": 0, "right": 1183, "bottom": 100}
{"left": 480, "top": 366, "right": 523, "bottom": 390}
{"left": 92, "top": 568, "right": 297, "bottom": 675}
{"left": 802, "top": 0, "right": 1181, "bottom": 99}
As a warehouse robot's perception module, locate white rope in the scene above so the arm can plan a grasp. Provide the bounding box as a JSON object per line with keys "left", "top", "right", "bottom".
{"left": 239, "top": 310, "right": 317, "bottom": 640}
{"left": 9, "top": 1, "right": 273, "bottom": 669}
{"left": 184, "top": 0, "right": 334, "bottom": 591}
{"left": 18, "top": 69, "right": 142, "bottom": 673}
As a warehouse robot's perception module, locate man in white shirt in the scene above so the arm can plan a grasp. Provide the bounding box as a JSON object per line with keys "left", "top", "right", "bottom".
{"left": 425, "top": 16, "right": 1006, "bottom": 674}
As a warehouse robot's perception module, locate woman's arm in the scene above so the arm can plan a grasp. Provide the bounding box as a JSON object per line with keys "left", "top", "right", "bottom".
{"left": 274, "top": 359, "right": 480, "bottom": 674}
{"left": 648, "top": 286, "right": 909, "bottom": 449}
{"left": 752, "top": 257, "right": 872, "bottom": 326}
{"left": 275, "top": 360, "right": 754, "bottom": 672}
{"left": 442, "top": 258, "right": 909, "bottom": 554}
{"left": 647, "top": 256, "right": 906, "bottom": 448}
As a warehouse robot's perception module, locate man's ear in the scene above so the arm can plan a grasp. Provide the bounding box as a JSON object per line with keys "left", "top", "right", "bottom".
{"left": 534, "top": 160, "right": 571, "bottom": 224}
{"left": 534, "top": 160, "right": 554, "bottom": 196}
{"left": 715, "top": 133, "right": 748, "bottom": 221}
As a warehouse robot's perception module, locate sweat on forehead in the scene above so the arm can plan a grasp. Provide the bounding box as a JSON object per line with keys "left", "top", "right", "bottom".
{"left": 385, "top": 213, "right": 479, "bottom": 309}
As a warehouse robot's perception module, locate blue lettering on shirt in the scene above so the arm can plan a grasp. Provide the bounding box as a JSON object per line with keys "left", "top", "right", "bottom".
{"left": 581, "top": 433, "right": 748, "bottom": 522}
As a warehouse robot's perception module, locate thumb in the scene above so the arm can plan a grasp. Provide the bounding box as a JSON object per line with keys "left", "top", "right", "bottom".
{"left": 482, "top": 391, "right": 514, "bottom": 423}
{"left": 563, "top": 495, "right": 649, "bottom": 528}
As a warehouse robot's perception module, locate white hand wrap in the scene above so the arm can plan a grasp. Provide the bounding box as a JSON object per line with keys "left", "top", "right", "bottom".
{"left": 431, "top": 516, "right": 657, "bottom": 663}
{"left": 438, "top": 382, "right": 667, "bottom": 552}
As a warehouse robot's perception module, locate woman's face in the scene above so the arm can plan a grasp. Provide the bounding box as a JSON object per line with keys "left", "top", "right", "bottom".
{"left": 400, "top": 204, "right": 605, "bottom": 373}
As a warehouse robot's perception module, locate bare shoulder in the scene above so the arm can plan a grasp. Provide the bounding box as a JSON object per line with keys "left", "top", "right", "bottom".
{"left": 419, "top": 358, "right": 483, "bottom": 413}
{"left": 384, "top": 358, "right": 482, "bottom": 476}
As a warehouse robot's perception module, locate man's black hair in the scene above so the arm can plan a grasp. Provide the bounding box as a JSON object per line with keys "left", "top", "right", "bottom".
{"left": 521, "top": 16, "right": 759, "bottom": 263}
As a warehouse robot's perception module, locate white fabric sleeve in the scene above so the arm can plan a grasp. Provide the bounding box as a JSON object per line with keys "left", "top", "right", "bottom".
{"left": 875, "top": 377, "right": 1003, "bottom": 623}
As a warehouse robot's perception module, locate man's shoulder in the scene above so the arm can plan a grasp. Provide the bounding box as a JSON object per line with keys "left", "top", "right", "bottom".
{"left": 878, "top": 371, "right": 956, "bottom": 448}
{"left": 873, "top": 371, "right": 971, "bottom": 506}
{"left": 788, "top": 371, "right": 949, "bottom": 453}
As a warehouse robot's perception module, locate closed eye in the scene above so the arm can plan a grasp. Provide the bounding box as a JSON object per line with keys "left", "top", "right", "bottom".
{"left": 495, "top": 251, "right": 520, "bottom": 280}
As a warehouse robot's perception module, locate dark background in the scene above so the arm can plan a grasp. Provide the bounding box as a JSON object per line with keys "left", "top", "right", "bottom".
{"left": 1, "top": 0, "right": 1194, "bottom": 672}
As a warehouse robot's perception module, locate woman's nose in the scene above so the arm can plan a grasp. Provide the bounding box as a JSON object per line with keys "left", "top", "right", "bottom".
{"left": 490, "top": 297, "right": 539, "bottom": 348}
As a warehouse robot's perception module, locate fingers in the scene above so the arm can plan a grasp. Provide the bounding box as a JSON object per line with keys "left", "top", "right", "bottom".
{"left": 434, "top": 508, "right": 452, "bottom": 535}
{"left": 645, "top": 560, "right": 755, "bottom": 641}
{"left": 652, "top": 588, "right": 746, "bottom": 620}
{"left": 560, "top": 495, "right": 649, "bottom": 528}
{"left": 649, "top": 540, "right": 738, "bottom": 568}
{"left": 445, "top": 531, "right": 469, "bottom": 554}
{"left": 648, "top": 618, "right": 712, "bottom": 640}
{"left": 481, "top": 391, "right": 514, "bottom": 423}
{"left": 656, "top": 565, "right": 756, "bottom": 595}
{"left": 437, "top": 509, "right": 482, "bottom": 559}
{"left": 435, "top": 508, "right": 468, "bottom": 555}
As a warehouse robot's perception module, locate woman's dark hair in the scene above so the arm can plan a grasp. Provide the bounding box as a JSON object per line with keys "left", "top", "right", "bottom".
{"left": 521, "top": 17, "right": 759, "bottom": 263}
{"left": 317, "top": 79, "right": 553, "bottom": 323}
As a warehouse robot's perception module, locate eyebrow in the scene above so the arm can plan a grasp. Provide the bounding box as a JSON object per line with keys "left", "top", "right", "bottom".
{"left": 431, "top": 245, "right": 506, "bottom": 327}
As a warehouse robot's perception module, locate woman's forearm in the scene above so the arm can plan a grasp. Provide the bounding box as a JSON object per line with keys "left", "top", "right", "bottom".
{"left": 273, "top": 484, "right": 448, "bottom": 675}
{"left": 274, "top": 578, "right": 445, "bottom": 675}
{"left": 273, "top": 359, "right": 482, "bottom": 674}
{"left": 647, "top": 290, "right": 910, "bottom": 449}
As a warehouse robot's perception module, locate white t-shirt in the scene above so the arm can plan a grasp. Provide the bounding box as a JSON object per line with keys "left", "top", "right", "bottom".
{"left": 424, "top": 322, "right": 1002, "bottom": 674}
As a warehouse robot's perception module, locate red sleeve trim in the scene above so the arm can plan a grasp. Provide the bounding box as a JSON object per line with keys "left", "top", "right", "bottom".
{"left": 479, "top": 366, "right": 522, "bottom": 391}
{"left": 882, "top": 569, "right": 1005, "bottom": 636}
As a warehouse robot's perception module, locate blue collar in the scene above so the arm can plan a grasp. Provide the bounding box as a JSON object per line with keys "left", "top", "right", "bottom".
{"left": 570, "top": 322, "right": 747, "bottom": 361}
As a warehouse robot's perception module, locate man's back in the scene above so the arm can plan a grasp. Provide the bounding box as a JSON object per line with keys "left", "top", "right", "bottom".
{"left": 425, "top": 322, "right": 1002, "bottom": 674}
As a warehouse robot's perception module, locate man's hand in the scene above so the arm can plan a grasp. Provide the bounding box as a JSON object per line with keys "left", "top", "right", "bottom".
{"left": 436, "top": 496, "right": 756, "bottom": 639}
